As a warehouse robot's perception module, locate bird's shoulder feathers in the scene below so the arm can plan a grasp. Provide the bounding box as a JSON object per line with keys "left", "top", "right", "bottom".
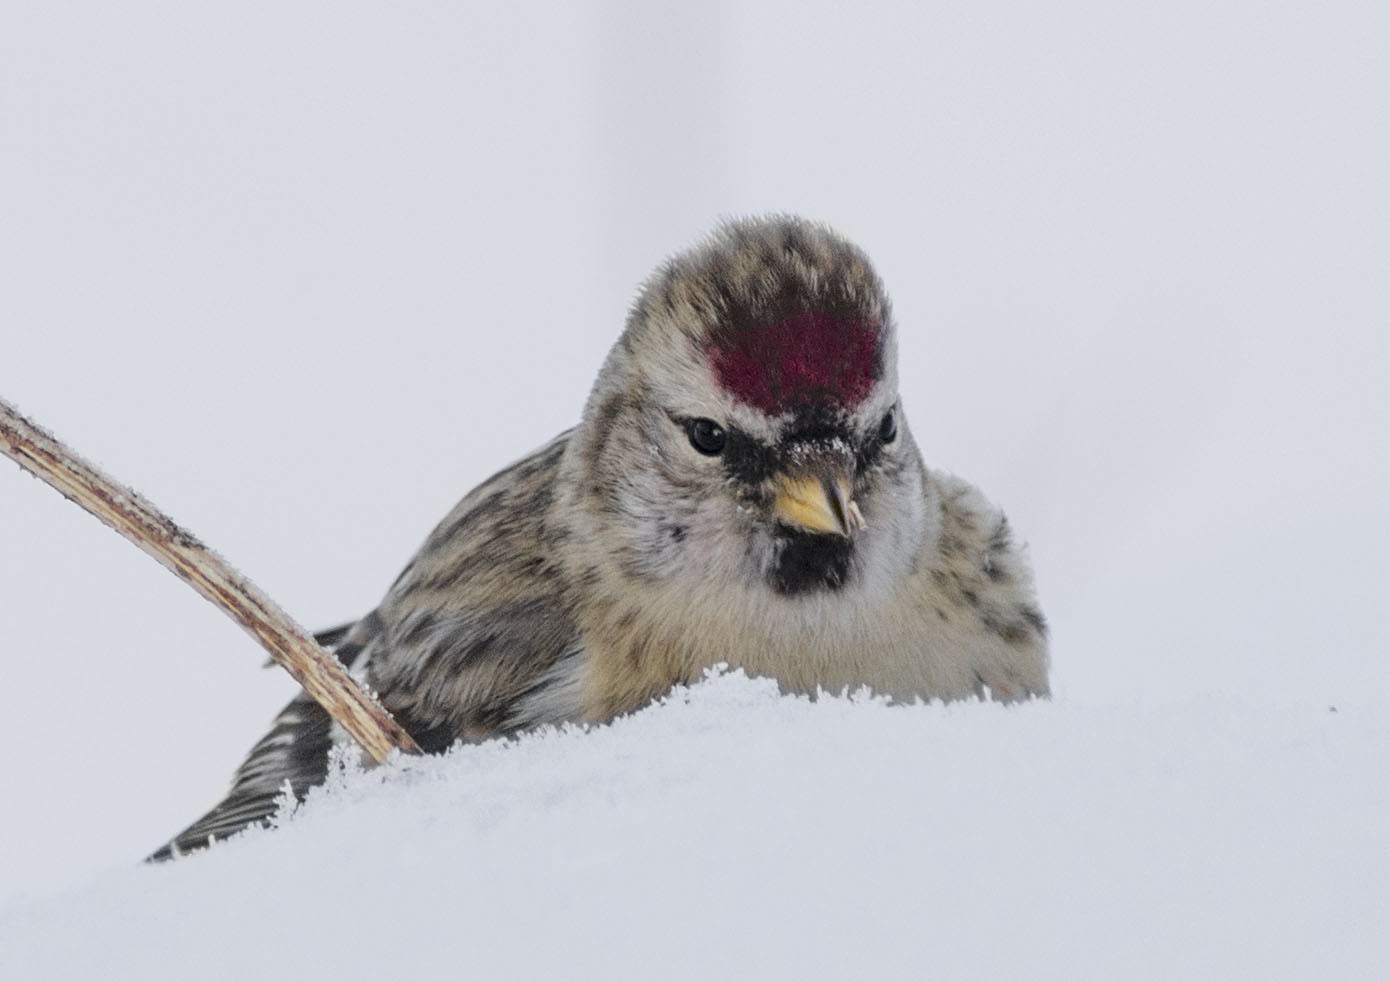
{"left": 360, "top": 431, "right": 588, "bottom": 747}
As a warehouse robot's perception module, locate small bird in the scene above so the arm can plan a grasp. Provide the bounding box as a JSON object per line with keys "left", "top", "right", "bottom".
{"left": 152, "top": 216, "right": 1048, "bottom": 860}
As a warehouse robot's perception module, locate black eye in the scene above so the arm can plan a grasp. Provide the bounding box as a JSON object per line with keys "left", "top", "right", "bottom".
{"left": 878, "top": 409, "right": 898, "bottom": 444}
{"left": 686, "top": 418, "right": 727, "bottom": 455}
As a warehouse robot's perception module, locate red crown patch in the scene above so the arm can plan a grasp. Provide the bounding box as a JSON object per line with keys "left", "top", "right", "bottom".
{"left": 710, "top": 312, "right": 882, "bottom": 415}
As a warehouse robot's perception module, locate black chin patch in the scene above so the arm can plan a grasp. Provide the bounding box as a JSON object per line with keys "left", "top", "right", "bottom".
{"left": 770, "top": 525, "right": 855, "bottom": 595}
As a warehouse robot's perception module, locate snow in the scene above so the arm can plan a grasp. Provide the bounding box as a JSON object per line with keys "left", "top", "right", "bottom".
{"left": 4, "top": 670, "right": 1386, "bottom": 979}
{"left": 3, "top": 1, "right": 1389, "bottom": 976}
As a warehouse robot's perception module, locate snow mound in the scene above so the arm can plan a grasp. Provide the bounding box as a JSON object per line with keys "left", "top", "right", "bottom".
{"left": 2, "top": 670, "right": 1385, "bottom": 979}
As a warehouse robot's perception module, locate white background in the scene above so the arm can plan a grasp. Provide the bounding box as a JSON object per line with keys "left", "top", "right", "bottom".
{"left": 2, "top": 1, "right": 1387, "bottom": 974}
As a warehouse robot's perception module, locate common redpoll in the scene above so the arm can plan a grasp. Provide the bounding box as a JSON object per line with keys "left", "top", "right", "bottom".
{"left": 152, "top": 215, "right": 1048, "bottom": 860}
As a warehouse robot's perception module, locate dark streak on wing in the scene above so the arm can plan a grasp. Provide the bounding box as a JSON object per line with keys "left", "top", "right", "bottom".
{"left": 312, "top": 623, "right": 354, "bottom": 649}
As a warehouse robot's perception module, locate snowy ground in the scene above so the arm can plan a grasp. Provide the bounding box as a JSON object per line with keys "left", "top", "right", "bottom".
{"left": 2, "top": 2, "right": 1388, "bottom": 978}
{"left": 4, "top": 670, "right": 1387, "bottom": 979}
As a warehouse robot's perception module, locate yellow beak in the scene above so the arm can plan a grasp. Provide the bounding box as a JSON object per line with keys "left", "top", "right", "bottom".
{"left": 772, "top": 473, "right": 867, "bottom": 538}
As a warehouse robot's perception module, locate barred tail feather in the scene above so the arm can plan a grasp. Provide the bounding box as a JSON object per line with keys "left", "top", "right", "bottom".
{"left": 150, "top": 623, "right": 380, "bottom": 861}
{"left": 148, "top": 694, "right": 335, "bottom": 862}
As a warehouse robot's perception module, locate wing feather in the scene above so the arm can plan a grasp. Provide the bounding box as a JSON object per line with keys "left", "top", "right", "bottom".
{"left": 149, "top": 432, "right": 586, "bottom": 860}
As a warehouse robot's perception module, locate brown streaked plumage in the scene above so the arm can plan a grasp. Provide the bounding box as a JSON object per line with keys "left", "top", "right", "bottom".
{"left": 153, "top": 215, "right": 1048, "bottom": 861}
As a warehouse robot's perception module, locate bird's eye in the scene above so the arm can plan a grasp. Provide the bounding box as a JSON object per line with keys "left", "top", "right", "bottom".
{"left": 686, "top": 418, "right": 727, "bottom": 455}
{"left": 878, "top": 409, "right": 898, "bottom": 444}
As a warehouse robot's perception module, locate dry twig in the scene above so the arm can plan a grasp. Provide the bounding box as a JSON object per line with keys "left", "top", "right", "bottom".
{"left": 0, "top": 396, "right": 420, "bottom": 762}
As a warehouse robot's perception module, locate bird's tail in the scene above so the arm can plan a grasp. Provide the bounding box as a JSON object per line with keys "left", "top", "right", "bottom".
{"left": 147, "top": 623, "right": 365, "bottom": 862}
{"left": 147, "top": 693, "right": 336, "bottom": 861}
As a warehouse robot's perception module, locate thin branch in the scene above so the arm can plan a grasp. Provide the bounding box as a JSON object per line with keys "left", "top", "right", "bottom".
{"left": 0, "top": 396, "right": 420, "bottom": 762}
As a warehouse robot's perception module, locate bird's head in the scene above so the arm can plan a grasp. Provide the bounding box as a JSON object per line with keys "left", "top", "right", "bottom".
{"left": 566, "top": 216, "right": 926, "bottom": 599}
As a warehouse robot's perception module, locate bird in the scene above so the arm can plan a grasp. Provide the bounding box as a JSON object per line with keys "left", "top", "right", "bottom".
{"left": 151, "top": 215, "right": 1049, "bottom": 860}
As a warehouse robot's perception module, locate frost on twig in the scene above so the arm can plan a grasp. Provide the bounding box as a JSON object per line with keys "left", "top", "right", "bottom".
{"left": 0, "top": 396, "right": 421, "bottom": 762}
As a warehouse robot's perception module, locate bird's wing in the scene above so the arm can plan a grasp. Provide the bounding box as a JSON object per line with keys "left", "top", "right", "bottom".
{"left": 149, "top": 431, "right": 585, "bottom": 860}
{"left": 926, "top": 471, "right": 1050, "bottom": 700}
{"left": 362, "top": 431, "right": 588, "bottom": 749}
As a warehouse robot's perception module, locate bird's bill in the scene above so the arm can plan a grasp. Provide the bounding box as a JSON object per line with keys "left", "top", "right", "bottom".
{"left": 772, "top": 472, "right": 867, "bottom": 537}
